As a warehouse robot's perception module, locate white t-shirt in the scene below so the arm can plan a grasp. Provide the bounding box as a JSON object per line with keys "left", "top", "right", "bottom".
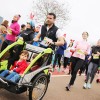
{"left": 64, "top": 47, "right": 73, "bottom": 58}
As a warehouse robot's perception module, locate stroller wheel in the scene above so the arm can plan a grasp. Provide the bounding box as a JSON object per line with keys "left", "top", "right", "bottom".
{"left": 29, "top": 73, "right": 49, "bottom": 100}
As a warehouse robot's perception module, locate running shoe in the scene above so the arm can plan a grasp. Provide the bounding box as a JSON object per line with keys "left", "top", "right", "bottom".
{"left": 87, "top": 83, "right": 91, "bottom": 89}
{"left": 66, "top": 84, "right": 71, "bottom": 91}
{"left": 83, "top": 83, "right": 87, "bottom": 89}
{"left": 58, "top": 68, "right": 60, "bottom": 72}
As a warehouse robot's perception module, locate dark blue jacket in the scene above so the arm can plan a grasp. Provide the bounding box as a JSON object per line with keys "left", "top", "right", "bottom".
{"left": 56, "top": 42, "right": 67, "bottom": 55}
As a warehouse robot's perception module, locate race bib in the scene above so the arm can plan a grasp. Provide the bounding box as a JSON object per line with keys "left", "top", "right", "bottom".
{"left": 66, "top": 49, "right": 69, "bottom": 53}
{"left": 40, "top": 37, "right": 53, "bottom": 47}
{"left": 93, "top": 55, "right": 99, "bottom": 59}
{"left": 77, "top": 49, "right": 84, "bottom": 55}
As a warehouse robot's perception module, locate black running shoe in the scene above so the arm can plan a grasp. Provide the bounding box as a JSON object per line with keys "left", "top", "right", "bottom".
{"left": 66, "top": 84, "right": 70, "bottom": 91}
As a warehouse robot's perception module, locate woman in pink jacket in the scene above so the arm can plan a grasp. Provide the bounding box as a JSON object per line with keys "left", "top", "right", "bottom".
{"left": 1, "top": 14, "right": 21, "bottom": 52}
{"left": 66, "top": 32, "right": 91, "bottom": 91}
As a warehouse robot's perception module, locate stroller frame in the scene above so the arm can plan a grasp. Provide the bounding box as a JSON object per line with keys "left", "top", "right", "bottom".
{"left": 0, "top": 38, "right": 53, "bottom": 100}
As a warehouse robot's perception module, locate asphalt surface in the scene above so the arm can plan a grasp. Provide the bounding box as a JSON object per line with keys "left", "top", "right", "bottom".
{"left": 0, "top": 75, "right": 100, "bottom": 100}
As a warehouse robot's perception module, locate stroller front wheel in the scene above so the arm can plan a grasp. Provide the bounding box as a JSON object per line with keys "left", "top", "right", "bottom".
{"left": 29, "top": 73, "right": 49, "bottom": 100}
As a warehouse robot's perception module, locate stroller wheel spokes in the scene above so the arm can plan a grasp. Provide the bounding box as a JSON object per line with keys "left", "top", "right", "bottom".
{"left": 29, "top": 73, "right": 48, "bottom": 100}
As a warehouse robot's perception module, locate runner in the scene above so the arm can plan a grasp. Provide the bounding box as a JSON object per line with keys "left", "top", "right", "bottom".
{"left": 33, "top": 13, "right": 65, "bottom": 66}
{"left": 83, "top": 39, "right": 100, "bottom": 89}
{"left": 66, "top": 32, "right": 91, "bottom": 91}
{"left": 33, "top": 13, "right": 65, "bottom": 47}
{"left": 63, "top": 41, "right": 73, "bottom": 74}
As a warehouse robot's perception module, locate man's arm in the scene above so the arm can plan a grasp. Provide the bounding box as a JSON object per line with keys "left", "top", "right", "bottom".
{"left": 54, "top": 29, "right": 65, "bottom": 46}
{"left": 54, "top": 37, "right": 65, "bottom": 46}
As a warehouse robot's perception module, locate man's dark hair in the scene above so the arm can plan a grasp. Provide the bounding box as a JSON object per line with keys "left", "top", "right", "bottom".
{"left": 48, "top": 13, "right": 56, "bottom": 19}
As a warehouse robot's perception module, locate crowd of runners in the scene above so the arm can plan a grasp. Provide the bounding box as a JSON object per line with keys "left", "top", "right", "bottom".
{"left": 0, "top": 13, "right": 100, "bottom": 91}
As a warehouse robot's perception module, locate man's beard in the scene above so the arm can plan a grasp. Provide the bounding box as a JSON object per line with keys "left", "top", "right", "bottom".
{"left": 46, "top": 21, "right": 52, "bottom": 26}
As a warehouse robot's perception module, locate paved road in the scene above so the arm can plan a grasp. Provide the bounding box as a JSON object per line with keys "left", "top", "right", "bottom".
{"left": 0, "top": 75, "right": 100, "bottom": 100}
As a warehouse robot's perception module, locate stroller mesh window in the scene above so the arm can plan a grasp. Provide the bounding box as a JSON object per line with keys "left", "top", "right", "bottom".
{"left": 0, "top": 51, "right": 10, "bottom": 61}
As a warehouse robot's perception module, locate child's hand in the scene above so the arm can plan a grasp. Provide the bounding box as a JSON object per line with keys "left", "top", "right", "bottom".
{"left": 19, "top": 74, "right": 24, "bottom": 77}
{"left": 9, "top": 70, "right": 13, "bottom": 73}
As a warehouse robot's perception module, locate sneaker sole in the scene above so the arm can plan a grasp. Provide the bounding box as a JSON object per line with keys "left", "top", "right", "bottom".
{"left": 83, "top": 86, "right": 87, "bottom": 89}
{"left": 66, "top": 87, "right": 70, "bottom": 91}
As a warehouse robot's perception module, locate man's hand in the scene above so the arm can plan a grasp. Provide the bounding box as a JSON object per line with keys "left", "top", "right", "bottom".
{"left": 97, "top": 52, "right": 100, "bottom": 55}
{"left": 56, "top": 37, "right": 65, "bottom": 46}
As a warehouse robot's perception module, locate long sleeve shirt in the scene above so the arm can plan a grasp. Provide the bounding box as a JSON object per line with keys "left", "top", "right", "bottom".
{"left": 72, "top": 39, "right": 91, "bottom": 60}
{"left": 10, "top": 60, "right": 28, "bottom": 74}
{"left": 56, "top": 42, "right": 67, "bottom": 55}
{"left": 6, "top": 21, "right": 20, "bottom": 42}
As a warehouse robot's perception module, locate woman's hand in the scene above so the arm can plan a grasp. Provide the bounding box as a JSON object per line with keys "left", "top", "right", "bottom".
{"left": 84, "top": 51, "right": 88, "bottom": 55}
{"left": 7, "top": 27, "right": 12, "bottom": 34}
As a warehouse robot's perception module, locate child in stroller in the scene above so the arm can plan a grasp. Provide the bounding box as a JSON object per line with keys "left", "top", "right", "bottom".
{"left": 0, "top": 50, "right": 29, "bottom": 82}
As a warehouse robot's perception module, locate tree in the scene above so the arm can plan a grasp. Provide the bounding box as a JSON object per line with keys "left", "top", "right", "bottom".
{"left": 32, "top": 0, "right": 70, "bottom": 28}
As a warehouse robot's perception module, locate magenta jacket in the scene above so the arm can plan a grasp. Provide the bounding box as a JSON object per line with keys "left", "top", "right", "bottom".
{"left": 6, "top": 21, "right": 20, "bottom": 42}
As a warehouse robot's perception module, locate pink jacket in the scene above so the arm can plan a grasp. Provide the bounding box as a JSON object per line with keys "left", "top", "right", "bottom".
{"left": 6, "top": 21, "right": 20, "bottom": 42}
{"left": 72, "top": 40, "right": 91, "bottom": 60}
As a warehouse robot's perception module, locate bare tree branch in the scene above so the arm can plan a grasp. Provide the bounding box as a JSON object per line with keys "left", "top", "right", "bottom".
{"left": 32, "top": 0, "right": 70, "bottom": 28}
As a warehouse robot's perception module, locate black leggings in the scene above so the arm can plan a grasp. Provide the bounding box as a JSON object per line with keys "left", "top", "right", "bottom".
{"left": 64, "top": 57, "right": 70, "bottom": 68}
{"left": 53, "top": 54, "right": 62, "bottom": 68}
{"left": 69, "top": 57, "right": 84, "bottom": 85}
{"left": 79, "top": 61, "right": 89, "bottom": 75}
